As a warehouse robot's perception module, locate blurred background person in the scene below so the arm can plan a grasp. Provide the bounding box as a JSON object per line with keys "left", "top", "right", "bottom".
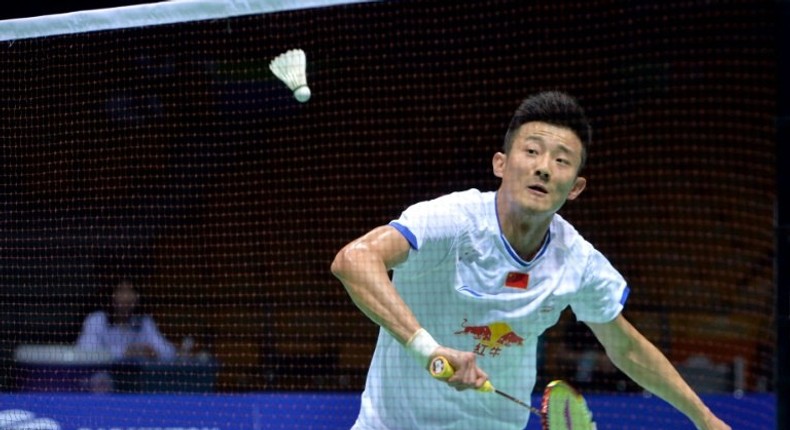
{"left": 76, "top": 279, "right": 176, "bottom": 362}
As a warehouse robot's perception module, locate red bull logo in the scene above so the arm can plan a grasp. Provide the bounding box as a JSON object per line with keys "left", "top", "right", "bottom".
{"left": 455, "top": 319, "right": 524, "bottom": 357}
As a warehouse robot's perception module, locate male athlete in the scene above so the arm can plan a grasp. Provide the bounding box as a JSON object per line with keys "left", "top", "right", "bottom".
{"left": 331, "top": 91, "right": 730, "bottom": 430}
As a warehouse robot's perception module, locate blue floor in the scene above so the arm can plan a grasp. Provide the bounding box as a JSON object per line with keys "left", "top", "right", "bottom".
{"left": 0, "top": 392, "right": 776, "bottom": 430}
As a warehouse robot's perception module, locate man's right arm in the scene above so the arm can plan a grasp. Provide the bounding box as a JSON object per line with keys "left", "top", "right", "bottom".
{"left": 331, "top": 225, "right": 488, "bottom": 389}
{"left": 331, "top": 225, "right": 419, "bottom": 344}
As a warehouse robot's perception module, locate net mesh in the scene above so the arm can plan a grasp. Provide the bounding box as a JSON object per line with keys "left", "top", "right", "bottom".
{"left": 0, "top": 0, "right": 776, "bottom": 428}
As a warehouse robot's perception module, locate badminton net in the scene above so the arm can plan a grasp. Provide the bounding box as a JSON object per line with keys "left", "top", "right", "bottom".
{"left": 0, "top": 0, "right": 777, "bottom": 429}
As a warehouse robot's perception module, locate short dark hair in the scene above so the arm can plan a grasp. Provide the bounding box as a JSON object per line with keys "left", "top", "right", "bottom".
{"left": 503, "top": 91, "right": 591, "bottom": 171}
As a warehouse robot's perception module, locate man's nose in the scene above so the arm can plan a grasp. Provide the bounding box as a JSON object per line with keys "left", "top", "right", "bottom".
{"left": 534, "top": 157, "right": 551, "bottom": 181}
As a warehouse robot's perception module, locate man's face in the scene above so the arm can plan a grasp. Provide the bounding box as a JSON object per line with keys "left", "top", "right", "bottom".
{"left": 113, "top": 283, "right": 138, "bottom": 316}
{"left": 493, "top": 121, "right": 586, "bottom": 216}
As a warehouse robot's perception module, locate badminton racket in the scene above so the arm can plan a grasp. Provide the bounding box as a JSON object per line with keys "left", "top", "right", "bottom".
{"left": 430, "top": 356, "right": 596, "bottom": 430}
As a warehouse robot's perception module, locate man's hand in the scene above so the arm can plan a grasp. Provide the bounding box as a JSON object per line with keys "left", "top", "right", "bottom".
{"left": 430, "top": 346, "right": 488, "bottom": 391}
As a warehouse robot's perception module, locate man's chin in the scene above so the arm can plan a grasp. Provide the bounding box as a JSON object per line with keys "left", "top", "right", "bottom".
{"left": 517, "top": 204, "right": 554, "bottom": 217}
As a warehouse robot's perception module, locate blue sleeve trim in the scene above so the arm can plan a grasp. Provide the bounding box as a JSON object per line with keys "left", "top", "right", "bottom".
{"left": 389, "top": 222, "right": 418, "bottom": 250}
{"left": 620, "top": 285, "right": 630, "bottom": 306}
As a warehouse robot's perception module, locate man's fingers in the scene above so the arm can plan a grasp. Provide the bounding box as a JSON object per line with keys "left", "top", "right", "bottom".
{"left": 474, "top": 369, "right": 489, "bottom": 389}
{"left": 447, "top": 359, "right": 487, "bottom": 390}
{"left": 430, "top": 352, "right": 489, "bottom": 391}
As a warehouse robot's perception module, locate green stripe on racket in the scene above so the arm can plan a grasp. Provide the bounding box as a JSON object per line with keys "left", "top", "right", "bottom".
{"left": 430, "top": 356, "right": 596, "bottom": 430}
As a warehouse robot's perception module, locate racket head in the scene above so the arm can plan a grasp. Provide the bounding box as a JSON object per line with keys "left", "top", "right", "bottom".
{"left": 540, "top": 380, "right": 596, "bottom": 430}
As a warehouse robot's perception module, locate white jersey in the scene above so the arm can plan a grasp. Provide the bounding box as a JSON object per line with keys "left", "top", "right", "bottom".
{"left": 352, "top": 189, "right": 629, "bottom": 430}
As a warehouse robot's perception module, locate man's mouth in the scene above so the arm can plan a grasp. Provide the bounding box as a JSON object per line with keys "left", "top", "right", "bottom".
{"left": 527, "top": 184, "right": 548, "bottom": 194}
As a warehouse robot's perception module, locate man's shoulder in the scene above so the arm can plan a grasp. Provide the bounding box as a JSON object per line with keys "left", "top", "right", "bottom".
{"left": 550, "top": 213, "right": 594, "bottom": 254}
{"left": 430, "top": 188, "right": 493, "bottom": 204}
{"left": 440, "top": 189, "right": 494, "bottom": 221}
{"left": 84, "top": 310, "right": 109, "bottom": 324}
{"left": 405, "top": 188, "right": 492, "bottom": 218}
{"left": 549, "top": 216, "right": 619, "bottom": 279}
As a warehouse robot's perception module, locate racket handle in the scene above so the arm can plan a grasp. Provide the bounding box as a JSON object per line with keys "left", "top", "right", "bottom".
{"left": 429, "top": 356, "right": 494, "bottom": 392}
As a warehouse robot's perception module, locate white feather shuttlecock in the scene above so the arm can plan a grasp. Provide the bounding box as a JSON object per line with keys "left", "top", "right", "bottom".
{"left": 269, "top": 49, "right": 311, "bottom": 103}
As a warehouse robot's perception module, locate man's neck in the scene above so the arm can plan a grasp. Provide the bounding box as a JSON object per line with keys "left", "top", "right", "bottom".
{"left": 497, "top": 201, "right": 552, "bottom": 261}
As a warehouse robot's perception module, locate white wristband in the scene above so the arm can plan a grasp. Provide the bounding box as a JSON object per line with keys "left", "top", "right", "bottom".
{"left": 405, "top": 328, "right": 440, "bottom": 368}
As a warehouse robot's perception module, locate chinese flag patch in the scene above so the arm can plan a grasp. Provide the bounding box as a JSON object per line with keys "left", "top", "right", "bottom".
{"left": 504, "top": 272, "right": 529, "bottom": 289}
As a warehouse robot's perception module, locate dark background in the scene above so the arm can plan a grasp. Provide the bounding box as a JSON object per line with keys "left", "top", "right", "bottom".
{"left": 775, "top": 2, "right": 789, "bottom": 429}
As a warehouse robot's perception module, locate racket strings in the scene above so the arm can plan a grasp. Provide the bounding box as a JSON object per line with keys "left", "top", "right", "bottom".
{"left": 542, "top": 380, "right": 596, "bottom": 430}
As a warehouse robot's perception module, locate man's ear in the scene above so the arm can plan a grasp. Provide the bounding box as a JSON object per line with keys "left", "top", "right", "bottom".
{"left": 492, "top": 152, "right": 506, "bottom": 178}
{"left": 567, "top": 176, "right": 587, "bottom": 201}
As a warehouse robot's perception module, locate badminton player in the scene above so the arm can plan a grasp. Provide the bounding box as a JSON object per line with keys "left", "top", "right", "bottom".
{"left": 332, "top": 91, "right": 730, "bottom": 430}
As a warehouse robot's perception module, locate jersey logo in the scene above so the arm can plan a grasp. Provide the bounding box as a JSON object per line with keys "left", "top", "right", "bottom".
{"left": 504, "top": 272, "right": 529, "bottom": 289}
{"left": 455, "top": 319, "right": 524, "bottom": 358}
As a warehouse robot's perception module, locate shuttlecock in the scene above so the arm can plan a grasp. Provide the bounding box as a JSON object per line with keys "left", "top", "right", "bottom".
{"left": 269, "top": 49, "right": 311, "bottom": 103}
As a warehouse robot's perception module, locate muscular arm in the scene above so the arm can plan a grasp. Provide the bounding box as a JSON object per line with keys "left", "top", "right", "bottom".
{"left": 587, "top": 314, "right": 730, "bottom": 430}
{"left": 330, "top": 225, "right": 418, "bottom": 344}
{"left": 331, "top": 225, "right": 487, "bottom": 388}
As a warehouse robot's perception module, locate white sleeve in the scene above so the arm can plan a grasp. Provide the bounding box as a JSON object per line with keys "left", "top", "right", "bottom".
{"left": 388, "top": 194, "right": 464, "bottom": 274}
{"left": 569, "top": 249, "right": 630, "bottom": 324}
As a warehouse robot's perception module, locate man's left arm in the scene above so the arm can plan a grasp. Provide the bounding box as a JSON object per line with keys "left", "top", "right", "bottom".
{"left": 586, "top": 314, "right": 731, "bottom": 430}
